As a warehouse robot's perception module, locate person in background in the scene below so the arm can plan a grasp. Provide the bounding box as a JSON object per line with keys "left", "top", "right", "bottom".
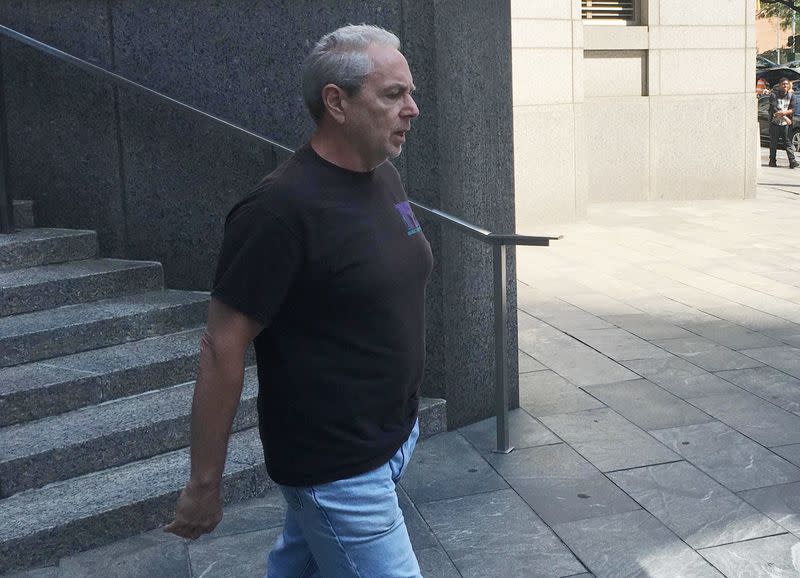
{"left": 768, "top": 77, "right": 798, "bottom": 168}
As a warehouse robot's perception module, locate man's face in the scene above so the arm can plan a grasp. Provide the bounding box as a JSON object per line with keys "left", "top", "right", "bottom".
{"left": 341, "top": 44, "right": 419, "bottom": 168}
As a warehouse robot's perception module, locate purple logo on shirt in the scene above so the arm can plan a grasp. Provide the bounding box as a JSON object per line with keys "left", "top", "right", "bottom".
{"left": 394, "top": 201, "right": 422, "bottom": 236}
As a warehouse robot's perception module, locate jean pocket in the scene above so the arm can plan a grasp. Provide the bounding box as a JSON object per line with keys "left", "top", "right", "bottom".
{"left": 280, "top": 486, "right": 304, "bottom": 512}
{"left": 390, "top": 419, "right": 420, "bottom": 482}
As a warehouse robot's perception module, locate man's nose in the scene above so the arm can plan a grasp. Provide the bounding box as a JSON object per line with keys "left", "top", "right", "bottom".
{"left": 403, "top": 94, "right": 419, "bottom": 118}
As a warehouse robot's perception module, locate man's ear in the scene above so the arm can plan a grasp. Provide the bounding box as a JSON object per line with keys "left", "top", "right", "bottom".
{"left": 322, "top": 84, "right": 347, "bottom": 124}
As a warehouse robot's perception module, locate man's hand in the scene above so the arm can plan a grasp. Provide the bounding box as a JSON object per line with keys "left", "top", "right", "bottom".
{"left": 164, "top": 480, "right": 223, "bottom": 540}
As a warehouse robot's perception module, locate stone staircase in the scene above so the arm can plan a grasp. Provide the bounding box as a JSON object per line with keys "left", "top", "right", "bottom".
{"left": 0, "top": 202, "right": 447, "bottom": 574}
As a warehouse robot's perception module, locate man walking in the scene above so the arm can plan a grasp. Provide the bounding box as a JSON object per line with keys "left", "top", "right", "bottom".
{"left": 164, "top": 24, "right": 429, "bottom": 577}
{"left": 768, "top": 77, "right": 799, "bottom": 168}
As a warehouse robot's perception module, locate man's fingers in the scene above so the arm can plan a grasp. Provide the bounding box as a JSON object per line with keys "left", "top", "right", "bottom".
{"left": 163, "top": 517, "right": 220, "bottom": 540}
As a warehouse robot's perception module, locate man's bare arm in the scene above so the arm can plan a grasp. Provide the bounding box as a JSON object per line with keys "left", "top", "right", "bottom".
{"left": 164, "top": 297, "right": 263, "bottom": 540}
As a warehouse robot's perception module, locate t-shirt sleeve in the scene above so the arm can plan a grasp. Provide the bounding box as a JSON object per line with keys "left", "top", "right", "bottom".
{"left": 211, "top": 202, "right": 302, "bottom": 326}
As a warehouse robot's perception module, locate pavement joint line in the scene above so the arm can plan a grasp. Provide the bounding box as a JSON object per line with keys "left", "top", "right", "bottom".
{"left": 600, "top": 459, "right": 687, "bottom": 475}
{"left": 693, "top": 530, "right": 792, "bottom": 552}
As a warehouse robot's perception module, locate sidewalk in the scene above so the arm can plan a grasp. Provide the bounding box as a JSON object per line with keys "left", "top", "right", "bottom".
{"left": 9, "top": 154, "right": 800, "bottom": 577}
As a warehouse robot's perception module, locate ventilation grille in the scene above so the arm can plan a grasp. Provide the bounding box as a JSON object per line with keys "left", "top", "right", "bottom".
{"left": 582, "top": 0, "right": 635, "bottom": 20}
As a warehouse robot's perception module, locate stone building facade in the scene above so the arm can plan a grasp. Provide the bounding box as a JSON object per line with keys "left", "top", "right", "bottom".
{"left": 512, "top": 0, "right": 758, "bottom": 229}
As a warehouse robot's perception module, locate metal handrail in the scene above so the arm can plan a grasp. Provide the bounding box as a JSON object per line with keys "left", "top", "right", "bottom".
{"left": 0, "top": 24, "right": 561, "bottom": 452}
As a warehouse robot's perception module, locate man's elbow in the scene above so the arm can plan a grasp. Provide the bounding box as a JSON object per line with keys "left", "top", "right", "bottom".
{"left": 199, "top": 329, "right": 244, "bottom": 369}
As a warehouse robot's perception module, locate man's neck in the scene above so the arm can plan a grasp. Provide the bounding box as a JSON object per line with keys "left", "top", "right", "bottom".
{"left": 310, "top": 127, "right": 378, "bottom": 173}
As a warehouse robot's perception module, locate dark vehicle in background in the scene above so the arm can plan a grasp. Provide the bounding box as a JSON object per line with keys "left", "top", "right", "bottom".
{"left": 758, "top": 56, "right": 780, "bottom": 70}
{"left": 756, "top": 66, "right": 800, "bottom": 89}
{"left": 758, "top": 93, "right": 800, "bottom": 150}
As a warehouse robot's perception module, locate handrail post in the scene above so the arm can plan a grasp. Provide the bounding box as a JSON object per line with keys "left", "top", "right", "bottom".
{"left": 492, "top": 243, "right": 513, "bottom": 454}
{"left": 0, "top": 38, "right": 14, "bottom": 234}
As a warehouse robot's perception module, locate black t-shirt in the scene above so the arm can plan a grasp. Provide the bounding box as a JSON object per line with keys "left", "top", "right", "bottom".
{"left": 212, "top": 143, "right": 433, "bottom": 486}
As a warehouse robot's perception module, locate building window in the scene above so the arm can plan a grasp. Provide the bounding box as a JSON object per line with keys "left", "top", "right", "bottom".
{"left": 582, "top": 1, "right": 636, "bottom": 22}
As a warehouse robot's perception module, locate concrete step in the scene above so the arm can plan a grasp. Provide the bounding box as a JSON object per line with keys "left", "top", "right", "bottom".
{"left": 12, "top": 200, "right": 33, "bottom": 229}
{"left": 0, "top": 258, "right": 163, "bottom": 317}
{"left": 0, "top": 228, "right": 97, "bottom": 271}
{"left": 0, "top": 398, "right": 447, "bottom": 574}
{"left": 0, "top": 368, "right": 259, "bottom": 498}
{"left": 0, "top": 427, "right": 269, "bottom": 574}
{"left": 0, "top": 327, "right": 204, "bottom": 427}
{"left": 0, "top": 289, "right": 209, "bottom": 369}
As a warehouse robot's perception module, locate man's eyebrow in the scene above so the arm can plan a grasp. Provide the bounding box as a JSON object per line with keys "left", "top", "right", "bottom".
{"left": 386, "top": 82, "right": 416, "bottom": 92}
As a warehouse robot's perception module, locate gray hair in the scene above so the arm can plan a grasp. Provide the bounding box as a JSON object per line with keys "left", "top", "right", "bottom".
{"left": 303, "top": 24, "right": 401, "bottom": 123}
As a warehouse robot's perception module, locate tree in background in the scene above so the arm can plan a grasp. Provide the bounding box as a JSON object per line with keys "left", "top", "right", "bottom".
{"left": 759, "top": 0, "right": 799, "bottom": 28}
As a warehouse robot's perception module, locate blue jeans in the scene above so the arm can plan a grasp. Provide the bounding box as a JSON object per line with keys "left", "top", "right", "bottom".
{"left": 266, "top": 420, "right": 421, "bottom": 578}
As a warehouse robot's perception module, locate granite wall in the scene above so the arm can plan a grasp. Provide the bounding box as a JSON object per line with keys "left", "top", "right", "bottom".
{"left": 0, "top": 0, "right": 519, "bottom": 428}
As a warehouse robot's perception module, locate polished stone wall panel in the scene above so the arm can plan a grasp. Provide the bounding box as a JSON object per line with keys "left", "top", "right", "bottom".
{"left": 0, "top": 0, "right": 112, "bottom": 66}
{"left": 110, "top": 0, "right": 403, "bottom": 150}
{"left": 117, "top": 91, "right": 274, "bottom": 290}
{"left": 1, "top": 1, "right": 125, "bottom": 254}
{"left": 2, "top": 44, "right": 126, "bottom": 255}
{"left": 401, "top": 0, "right": 444, "bottom": 399}
{"left": 434, "top": 0, "right": 519, "bottom": 427}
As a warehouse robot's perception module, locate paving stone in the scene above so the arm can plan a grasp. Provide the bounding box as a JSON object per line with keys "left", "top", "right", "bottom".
{"left": 553, "top": 509, "right": 722, "bottom": 578}
{"left": 518, "top": 349, "right": 545, "bottom": 373}
{"left": 698, "top": 534, "right": 800, "bottom": 577}
{"left": 568, "top": 328, "right": 673, "bottom": 361}
{"left": 397, "top": 485, "right": 438, "bottom": 551}
{"left": 415, "top": 547, "right": 461, "bottom": 578}
{"left": 689, "top": 392, "right": 800, "bottom": 447}
{"left": 774, "top": 444, "right": 800, "bottom": 467}
{"left": 458, "top": 408, "right": 559, "bottom": 452}
{"left": 703, "top": 304, "right": 800, "bottom": 340}
{"left": 652, "top": 336, "right": 764, "bottom": 372}
{"left": 517, "top": 291, "right": 615, "bottom": 332}
{"left": 418, "top": 489, "right": 585, "bottom": 578}
{"left": 190, "top": 527, "right": 278, "bottom": 578}
{"left": 486, "top": 443, "right": 640, "bottom": 526}
{"left": 0, "top": 289, "right": 208, "bottom": 367}
{"left": 622, "top": 356, "right": 742, "bottom": 399}
{"left": 609, "top": 461, "right": 784, "bottom": 549}
{"left": 559, "top": 292, "right": 641, "bottom": 316}
{"left": 742, "top": 345, "right": 800, "bottom": 380}
{"left": 627, "top": 294, "right": 720, "bottom": 327}
{"left": 399, "top": 432, "right": 507, "bottom": 504}
{"left": 58, "top": 528, "right": 188, "bottom": 578}
{"left": 584, "top": 379, "right": 714, "bottom": 430}
{"left": 739, "top": 481, "right": 800, "bottom": 535}
{"left": 519, "top": 370, "right": 605, "bottom": 417}
{"left": 602, "top": 313, "right": 694, "bottom": 340}
{"left": 651, "top": 421, "right": 800, "bottom": 492}
{"left": 778, "top": 333, "right": 800, "bottom": 349}
{"left": 681, "top": 319, "right": 782, "bottom": 350}
{"left": 540, "top": 408, "right": 680, "bottom": 472}
{"left": 0, "top": 259, "right": 164, "bottom": 317}
{"left": 518, "top": 314, "right": 639, "bottom": 387}
{"left": 716, "top": 366, "right": 800, "bottom": 414}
